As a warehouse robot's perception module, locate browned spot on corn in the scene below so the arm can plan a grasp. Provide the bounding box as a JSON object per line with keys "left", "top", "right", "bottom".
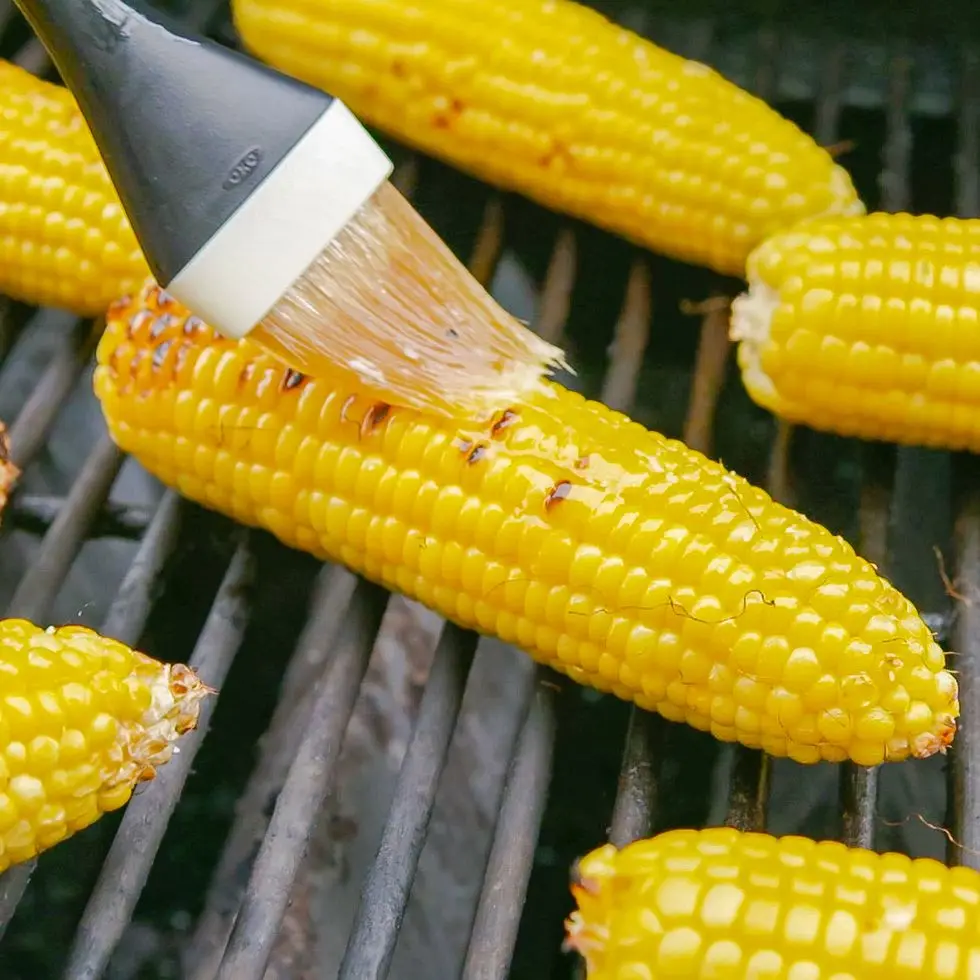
{"left": 545, "top": 480, "right": 573, "bottom": 511}
{"left": 127, "top": 310, "right": 153, "bottom": 339}
{"left": 148, "top": 285, "right": 178, "bottom": 310}
{"left": 0, "top": 420, "right": 19, "bottom": 513}
{"left": 340, "top": 394, "right": 357, "bottom": 425}
{"left": 152, "top": 340, "right": 173, "bottom": 371}
{"left": 282, "top": 369, "right": 306, "bottom": 392}
{"left": 491, "top": 408, "right": 520, "bottom": 438}
{"left": 149, "top": 314, "right": 178, "bottom": 339}
{"left": 360, "top": 402, "right": 391, "bottom": 438}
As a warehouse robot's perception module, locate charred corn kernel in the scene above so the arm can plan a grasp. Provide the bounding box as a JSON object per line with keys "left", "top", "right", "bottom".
{"left": 0, "top": 60, "right": 149, "bottom": 314}
{"left": 231, "top": 0, "right": 863, "bottom": 277}
{"left": 0, "top": 619, "right": 210, "bottom": 871}
{"left": 0, "top": 419, "right": 18, "bottom": 516}
{"left": 731, "top": 211, "right": 980, "bottom": 452}
{"left": 94, "top": 281, "right": 958, "bottom": 766}
{"left": 568, "top": 828, "right": 980, "bottom": 979}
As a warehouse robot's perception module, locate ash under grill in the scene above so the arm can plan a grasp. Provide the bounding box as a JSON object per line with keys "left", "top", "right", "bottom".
{"left": 0, "top": 2, "right": 977, "bottom": 978}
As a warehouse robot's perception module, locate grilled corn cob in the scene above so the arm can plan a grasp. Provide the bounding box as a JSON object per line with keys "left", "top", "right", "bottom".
{"left": 732, "top": 211, "right": 980, "bottom": 453}
{"left": 94, "top": 280, "right": 958, "bottom": 767}
{"left": 230, "top": 0, "right": 864, "bottom": 277}
{"left": 0, "top": 59, "right": 149, "bottom": 315}
{"left": 0, "top": 620, "right": 210, "bottom": 872}
{"left": 566, "top": 826, "right": 980, "bottom": 978}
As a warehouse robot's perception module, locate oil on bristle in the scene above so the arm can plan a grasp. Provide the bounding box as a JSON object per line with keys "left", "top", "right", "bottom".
{"left": 249, "top": 182, "right": 570, "bottom": 423}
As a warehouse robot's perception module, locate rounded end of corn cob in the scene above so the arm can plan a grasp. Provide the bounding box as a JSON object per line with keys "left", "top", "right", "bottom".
{"left": 729, "top": 275, "right": 783, "bottom": 410}
{"left": 565, "top": 827, "right": 980, "bottom": 976}
{"left": 564, "top": 843, "right": 619, "bottom": 975}
{"left": 110, "top": 650, "right": 213, "bottom": 790}
{"left": 0, "top": 621, "right": 211, "bottom": 872}
{"left": 731, "top": 211, "right": 980, "bottom": 451}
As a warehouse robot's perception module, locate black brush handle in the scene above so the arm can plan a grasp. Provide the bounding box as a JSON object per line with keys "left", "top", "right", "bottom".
{"left": 14, "top": 0, "right": 334, "bottom": 284}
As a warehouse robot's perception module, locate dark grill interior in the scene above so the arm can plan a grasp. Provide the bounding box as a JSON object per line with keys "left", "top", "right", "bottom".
{"left": 0, "top": 1, "right": 978, "bottom": 977}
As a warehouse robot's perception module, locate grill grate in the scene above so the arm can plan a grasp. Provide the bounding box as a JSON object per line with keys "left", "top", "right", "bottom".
{"left": 0, "top": 2, "right": 977, "bottom": 978}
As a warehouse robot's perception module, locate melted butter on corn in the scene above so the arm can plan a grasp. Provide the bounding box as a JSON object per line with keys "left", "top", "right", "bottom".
{"left": 231, "top": 0, "right": 864, "bottom": 277}
{"left": 0, "top": 620, "right": 210, "bottom": 871}
{"left": 93, "top": 281, "right": 958, "bottom": 766}
{"left": 567, "top": 827, "right": 980, "bottom": 978}
{"left": 732, "top": 211, "right": 980, "bottom": 452}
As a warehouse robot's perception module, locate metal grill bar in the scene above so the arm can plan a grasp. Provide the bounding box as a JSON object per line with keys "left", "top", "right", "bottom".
{"left": 947, "top": 45, "right": 980, "bottom": 869}
{"left": 215, "top": 580, "right": 390, "bottom": 980}
{"left": 181, "top": 563, "right": 357, "bottom": 980}
{"left": 7, "top": 436, "right": 124, "bottom": 619}
{"left": 608, "top": 712, "right": 662, "bottom": 848}
{"left": 63, "top": 535, "right": 253, "bottom": 980}
{"left": 338, "top": 624, "right": 478, "bottom": 980}
{"left": 461, "top": 686, "right": 556, "bottom": 980}
{"left": 7, "top": 494, "right": 153, "bottom": 540}
{"left": 4, "top": 316, "right": 99, "bottom": 470}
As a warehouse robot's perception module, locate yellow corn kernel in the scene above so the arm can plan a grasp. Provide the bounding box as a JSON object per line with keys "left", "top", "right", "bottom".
{"left": 0, "top": 618, "right": 210, "bottom": 871}
{"left": 566, "top": 827, "right": 980, "bottom": 978}
{"left": 731, "top": 211, "right": 980, "bottom": 452}
{"left": 230, "top": 0, "right": 864, "bottom": 277}
{"left": 94, "top": 280, "right": 957, "bottom": 766}
{"left": 0, "top": 60, "right": 149, "bottom": 315}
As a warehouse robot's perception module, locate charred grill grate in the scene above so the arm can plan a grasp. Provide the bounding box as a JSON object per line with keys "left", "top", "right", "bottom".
{"left": 0, "top": 2, "right": 977, "bottom": 978}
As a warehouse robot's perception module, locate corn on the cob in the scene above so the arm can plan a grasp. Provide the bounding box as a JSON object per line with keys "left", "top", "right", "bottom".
{"left": 0, "top": 59, "right": 149, "bottom": 315}
{"left": 94, "top": 280, "right": 958, "bottom": 767}
{"left": 0, "top": 619, "right": 210, "bottom": 872}
{"left": 566, "top": 826, "right": 980, "bottom": 978}
{"left": 731, "top": 211, "right": 980, "bottom": 453}
{"left": 230, "top": 0, "right": 864, "bottom": 278}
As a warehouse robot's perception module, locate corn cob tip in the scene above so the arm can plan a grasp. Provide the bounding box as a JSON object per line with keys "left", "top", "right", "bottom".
{"left": 566, "top": 827, "right": 980, "bottom": 977}
{"left": 911, "top": 709, "right": 957, "bottom": 759}
{"left": 564, "top": 843, "right": 619, "bottom": 972}
{"left": 0, "top": 621, "right": 211, "bottom": 871}
{"left": 0, "top": 420, "right": 19, "bottom": 514}
{"left": 731, "top": 211, "right": 980, "bottom": 452}
{"left": 729, "top": 277, "right": 781, "bottom": 410}
{"left": 113, "top": 653, "right": 213, "bottom": 789}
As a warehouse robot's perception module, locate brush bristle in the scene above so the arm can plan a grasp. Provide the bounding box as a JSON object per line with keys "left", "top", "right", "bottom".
{"left": 249, "top": 181, "right": 569, "bottom": 421}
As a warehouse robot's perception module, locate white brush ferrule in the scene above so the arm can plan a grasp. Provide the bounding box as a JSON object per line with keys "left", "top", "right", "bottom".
{"left": 166, "top": 100, "right": 393, "bottom": 340}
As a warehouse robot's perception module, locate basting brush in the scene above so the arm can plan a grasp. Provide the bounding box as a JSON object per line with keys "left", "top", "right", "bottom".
{"left": 13, "top": 0, "right": 567, "bottom": 420}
